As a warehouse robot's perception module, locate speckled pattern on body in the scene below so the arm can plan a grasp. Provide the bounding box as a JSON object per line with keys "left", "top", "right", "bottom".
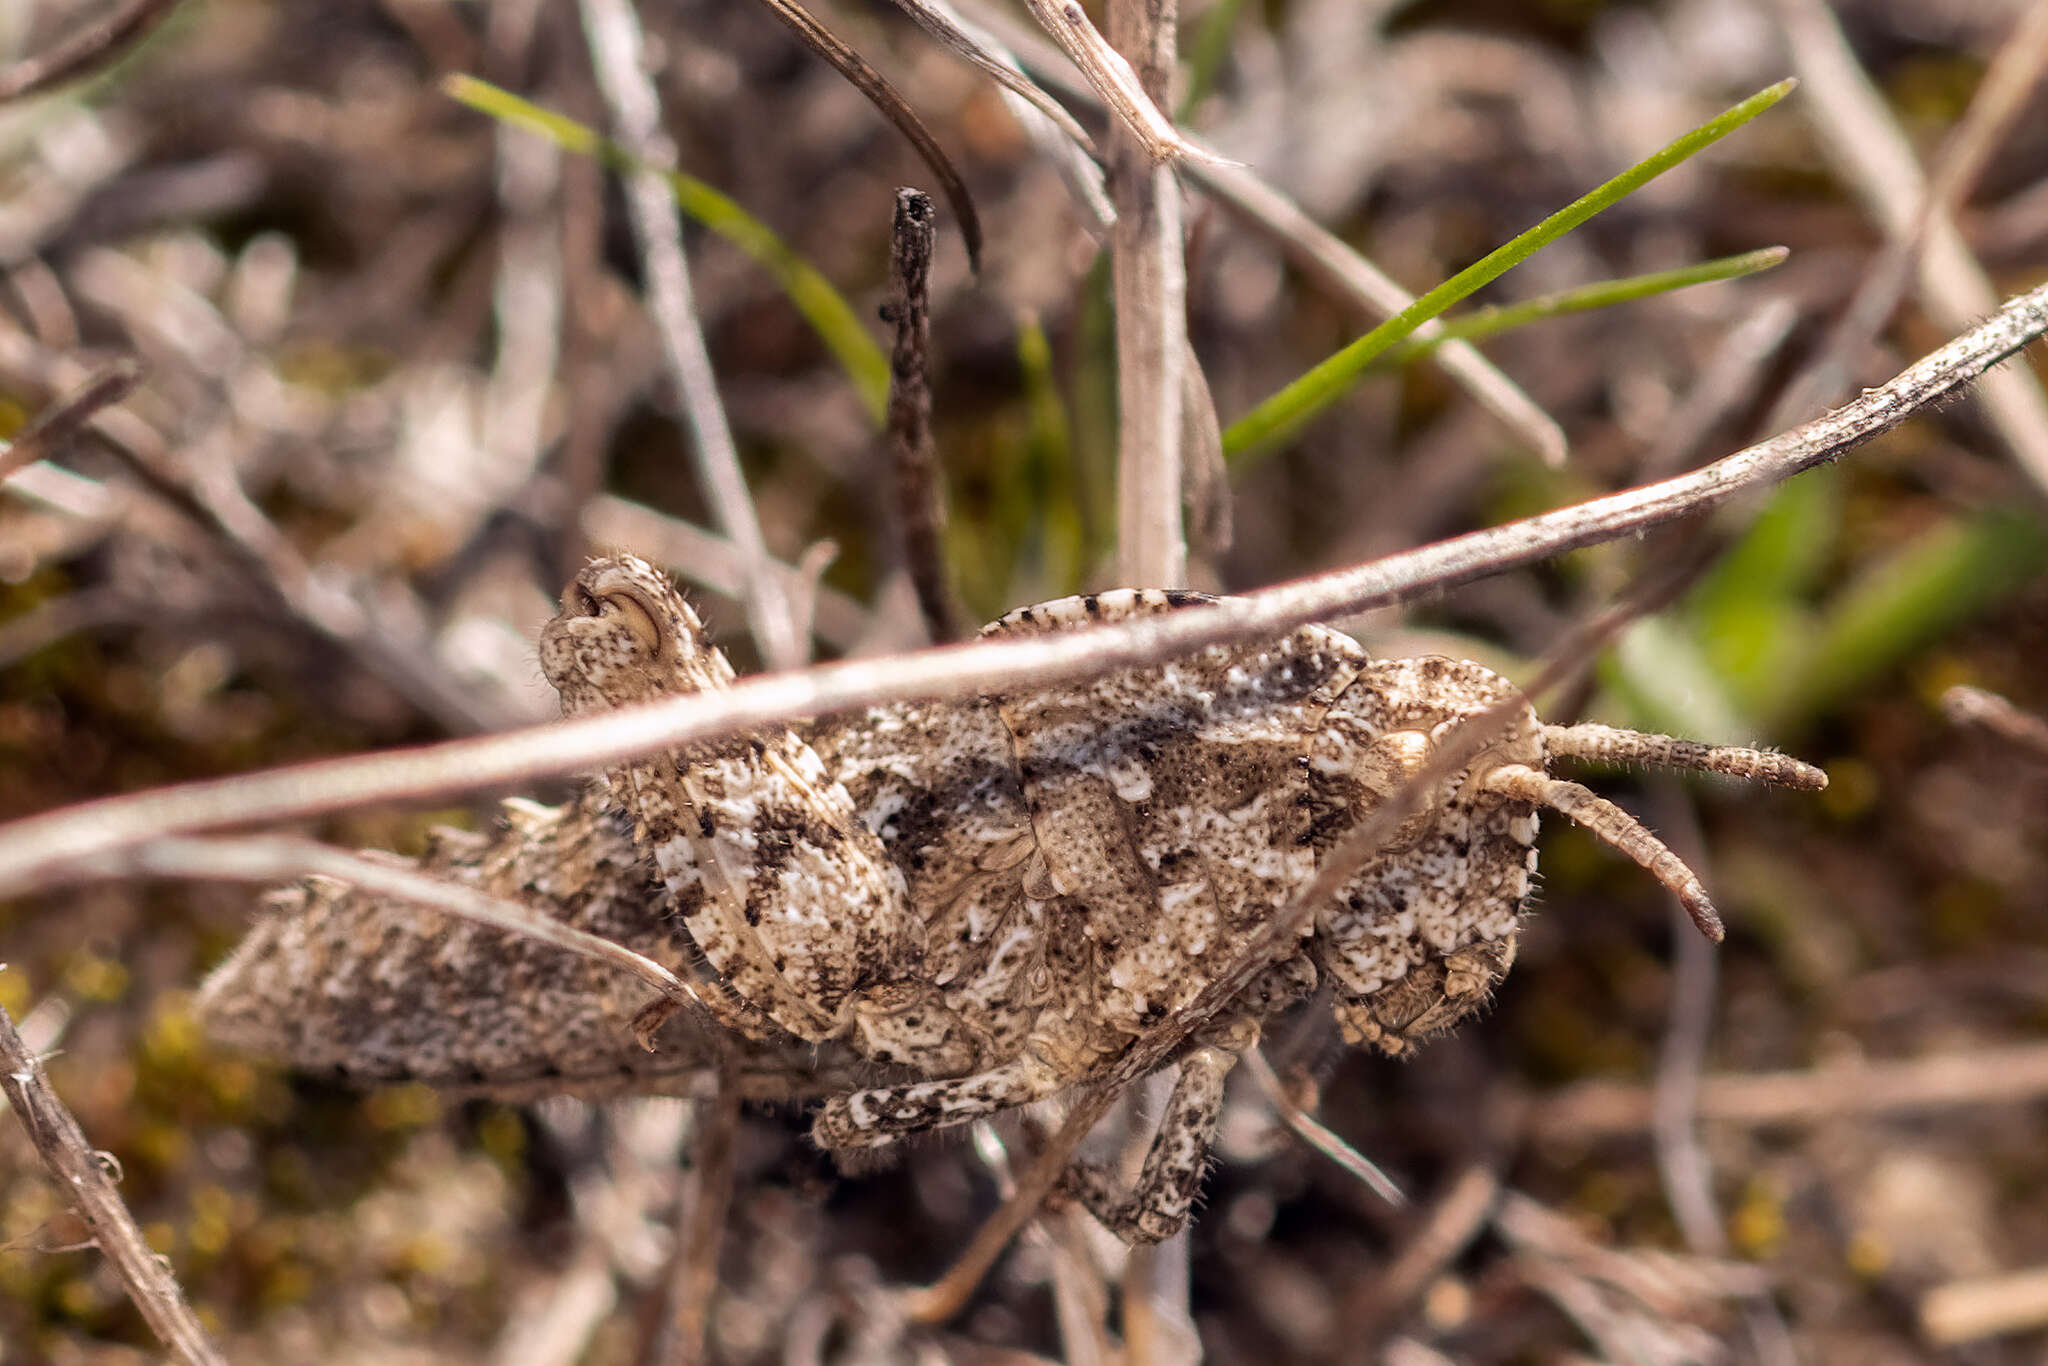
{"left": 538, "top": 563, "right": 1559, "bottom": 1240}
{"left": 196, "top": 791, "right": 861, "bottom": 1101}
{"left": 203, "top": 554, "right": 1825, "bottom": 1244}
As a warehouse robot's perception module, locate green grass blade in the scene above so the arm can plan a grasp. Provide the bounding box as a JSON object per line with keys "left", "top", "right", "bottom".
{"left": 1222, "top": 80, "right": 1795, "bottom": 464}
{"left": 443, "top": 74, "right": 891, "bottom": 425}
{"left": 1767, "top": 508, "right": 2048, "bottom": 729}
{"left": 1371, "top": 248, "right": 1787, "bottom": 367}
{"left": 1178, "top": 0, "right": 1249, "bottom": 121}
{"left": 1686, "top": 469, "right": 1839, "bottom": 712}
{"left": 1604, "top": 615, "right": 1753, "bottom": 746}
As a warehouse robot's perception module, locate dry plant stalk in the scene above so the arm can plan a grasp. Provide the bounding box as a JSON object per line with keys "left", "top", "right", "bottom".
{"left": 0, "top": 999, "right": 229, "bottom": 1366}
{"left": 0, "top": 277, "right": 2041, "bottom": 887}
{"left": 0, "top": 0, "right": 187, "bottom": 102}
{"left": 883, "top": 188, "right": 964, "bottom": 644}
{"left": 1108, "top": 0, "right": 1188, "bottom": 587}
{"left": 0, "top": 359, "right": 142, "bottom": 483}
{"left": 748, "top": 0, "right": 984, "bottom": 271}
{"left": 1019, "top": 0, "right": 1224, "bottom": 167}
{"left": 1944, "top": 685, "right": 2048, "bottom": 763}
{"left": 580, "top": 0, "right": 807, "bottom": 673}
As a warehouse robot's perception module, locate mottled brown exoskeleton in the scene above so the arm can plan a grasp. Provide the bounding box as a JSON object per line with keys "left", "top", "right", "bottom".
{"left": 538, "top": 555, "right": 1825, "bottom": 1242}
{"left": 198, "top": 791, "right": 873, "bottom": 1104}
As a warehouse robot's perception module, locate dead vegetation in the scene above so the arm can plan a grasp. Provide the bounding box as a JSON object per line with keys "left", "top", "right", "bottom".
{"left": 2, "top": 0, "right": 2048, "bottom": 1363}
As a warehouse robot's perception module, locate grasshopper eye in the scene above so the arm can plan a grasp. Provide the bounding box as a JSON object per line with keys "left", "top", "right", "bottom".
{"left": 610, "top": 591, "right": 664, "bottom": 655}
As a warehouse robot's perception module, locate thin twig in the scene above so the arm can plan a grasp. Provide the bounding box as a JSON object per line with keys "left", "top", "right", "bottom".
{"left": 1109, "top": 0, "right": 1187, "bottom": 588}
{"left": 0, "top": 996, "right": 229, "bottom": 1366}
{"left": 0, "top": 358, "right": 143, "bottom": 483}
{"left": 578, "top": 0, "right": 807, "bottom": 673}
{"left": 0, "top": 0, "right": 186, "bottom": 101}
{"left": 1764, "top": 0, "right": 2048, "bottom": 446}
{"left": 1019, "top": 0, "right": 1224, "bottom": 166}
{"left": 1241, "top": 1047, "right": 1405, "bottom": 1206}
{"left": 879, "top": 0, "right": 1095, "bottom": 151}
{"left": 1770, "top": 0, "right": 2048, "bottom": 491}
{"left": 748, "top": 0, "right": 983, "bottom": 272}
{"left": 1943, "top": 685, "right": 2048, "bottom": 763}
{"left": 0, "top": 279, "right": 2041, "bottom": 888}
{"left": 1530, "top": 1039, "right": 2048, "bottom": 1142}
{"left": 648, "top": 1056, "right": 743, "bottom": 1365}
{"left": 1340, "top": 1165, "right": 1501, "bottom": 1343}
{"left": 883, "top": 188, "right": 963, "bottom": 643}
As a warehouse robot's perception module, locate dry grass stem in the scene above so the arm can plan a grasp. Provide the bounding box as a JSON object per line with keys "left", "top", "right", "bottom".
{"left": 1531, "top": 1039, "right": 2048, "bottom": 1141}
{"left": 906, "top": 1078, "right": 1125, "bottom": 1323}
{"left": 649, "top": 1062, "right": 743, "bottom": 1365}
{"left": 901, "top": 0, "right": 1114, "bottom": 227}
{"left": 1764, "top": 0, "right": 2048, "bottom": 459}
{"left": 1770, "top": 0, "right": 2048, "bottom": 490}
{"left": 0, "top": 0, "right": 187, "bottom": 101}
{"left": 1920, "top": 1266, "right": 2048, "bottom": 1346}
{"left": 1120, "top": 1240, "right": 1200, "bottom": 1366}
{"left": 974, "top": 2, "right": 1566, "bottom": 465}
{"left": 965, "top": 1123, "right": 1117, "bottom": 1364}
{"left": 0, "top": 358, "right": 143, "bottom": 483}
{"left": 579, "top": 0, "right": 807, "bottom": 672}
{"left": 1643, "top": 791, "right": 1795, "bottom": 1364}
{"left": 0, "top": 277, "right": 2042, "bottom": 891}
{"left": 0, "top": 998, "right": 229, "bottom": 1366}
{"left": 1943, "top": 685, "right": 2048, "bottom": 762}
{"left": 1647, "top": 798, "right": 1726, "bottom": 1255}
{"left": 1493, "top": 1192, "right": 1767, "bottom": 1361}
{"left": 1341, "top": 1166, "right": 1502, "bottom": 1342}
{"left": 1242, "top": 1047, "right": 1405, "bottom": 1205}
{"left": 748, "top": 0, "right": 984, "bottom": 272}
{"left": 880, "top": 0, "right": 1096, "bottom": 152}
{"left": 1019, "top": 0, "right": 1226, "bottom": 167}
{"left": 883, "top": 188, "right": 964, "bottom": 642}
{"left": 489, "top": 1248, "right": 617, "bottom": 1366}
{"left": 1110, "top": 0, "right": 1188, "bottom": 587}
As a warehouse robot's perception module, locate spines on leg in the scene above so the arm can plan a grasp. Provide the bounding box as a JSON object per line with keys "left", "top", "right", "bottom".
{"left": 1543, "top": 722, "right": 1827, "bottom": 790}
{"left": 1481, "top": 764, "right": 1724, "bottom": 941}
{"left": 1063, "top": 1044, "right": 1238, "bottom": 1244}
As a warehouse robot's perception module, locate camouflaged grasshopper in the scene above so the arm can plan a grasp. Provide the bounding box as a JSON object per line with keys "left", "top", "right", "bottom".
{"left": 511, "top": 554, "right": 1823, "bottom": 1241}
